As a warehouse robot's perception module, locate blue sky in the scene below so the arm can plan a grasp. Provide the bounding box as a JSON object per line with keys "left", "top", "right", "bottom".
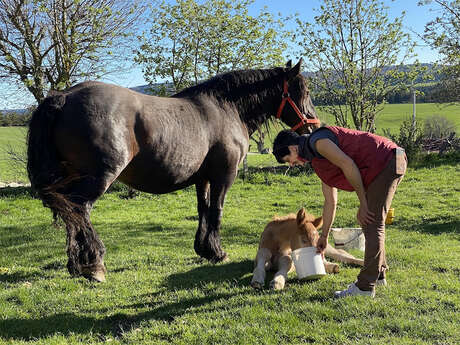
{"left": 249, "top": 0, "right": 438, "bottom": 63}
{"left": 0, "top": 0, "right": 441, "bottom": 109}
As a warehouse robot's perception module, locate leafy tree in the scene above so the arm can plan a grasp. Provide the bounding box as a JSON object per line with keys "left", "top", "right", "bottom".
{"left": 0, "top": 0, "right": 146, "bottom": 103}
{"left": 136, "top": 0, "right": 288, "bottom": 93}
{"left": 419, "top": 0, "right": 460, "bottom": 103}
{"left": 296, "top": 0, "right": 418, "bottom": 132}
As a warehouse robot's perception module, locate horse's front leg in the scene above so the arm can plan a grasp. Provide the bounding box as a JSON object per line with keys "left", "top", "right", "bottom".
{"left": 196, "top": 172, "right": 236, "bottom": 263}
{"left": 194, "top": 180, "right": 210, "bottom": 258}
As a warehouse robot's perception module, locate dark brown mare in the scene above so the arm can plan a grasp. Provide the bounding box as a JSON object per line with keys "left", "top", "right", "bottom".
{"left": 27, "top": 60, "right": 320, "bottom": 282}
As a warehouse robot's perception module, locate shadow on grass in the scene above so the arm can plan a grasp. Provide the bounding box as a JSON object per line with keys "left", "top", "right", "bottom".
{"left": 0, "top": 259, "right": 258, "bottom": 340}
{"left": 416, "top": 218, "right": 460, "bottom": 235}
{"left": 0, "top": 270, "right": 46, "bottom": 284}
{"left": 0, "top": 291, "right": 238, "bottom": 340}
{"left": 164, "top": 259, "right": 254, "bottom": 290}
{"left": 0, "top": 186, "right": 33, "bottom": 198}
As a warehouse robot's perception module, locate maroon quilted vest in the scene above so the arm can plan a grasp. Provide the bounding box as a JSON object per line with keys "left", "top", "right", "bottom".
{"left": 311, "top": 126, "right": 397, "bottom": 191}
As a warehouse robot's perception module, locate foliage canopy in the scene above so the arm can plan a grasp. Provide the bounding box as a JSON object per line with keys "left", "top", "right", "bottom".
{"left": 419, "top": 0, "right": 460, "bottom": 103}
{"left": 0, "top": 0, "right": 146, "bottom": 103}
{"left": 136, "top": 0, "right": 288, "bottom": 93}
{"left": 296, "top": 0, "right": 419, "bottom": 132}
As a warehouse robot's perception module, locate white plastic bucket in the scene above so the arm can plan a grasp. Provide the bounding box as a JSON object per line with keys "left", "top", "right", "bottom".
{"left": 291, "top": 246, "right": 326, "bottom": 280}
{"left": 331, "top": 228, "right": 365, "bottom": 251}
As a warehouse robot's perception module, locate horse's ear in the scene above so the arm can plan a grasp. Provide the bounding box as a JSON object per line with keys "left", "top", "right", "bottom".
{"left": 286, "top": 58, "right": 303, "bottom": 81}
{"left": 296, "top": 207, "right": 306, "bottom": 226}
{"left": 286, "top": 60, "right": 292, "bottom": 68}
{"left": 313, "top": 216, "right": 323, "bottom": 230}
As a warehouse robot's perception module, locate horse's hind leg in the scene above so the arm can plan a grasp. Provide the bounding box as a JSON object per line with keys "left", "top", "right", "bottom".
{"left": 59, "top": 174, "right": 115, "bottom": 282}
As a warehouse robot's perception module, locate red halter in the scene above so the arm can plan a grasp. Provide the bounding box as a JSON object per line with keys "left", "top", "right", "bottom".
{"left": 276, "top": 80, "right": 320, "bottom": 131}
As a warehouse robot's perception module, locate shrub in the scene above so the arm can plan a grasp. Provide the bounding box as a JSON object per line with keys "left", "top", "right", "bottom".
{"left": 423, "top": 114, "right": 457, "bottom": 139}
{"left": 383, "top": 118, "right": 424, "bottom": 162}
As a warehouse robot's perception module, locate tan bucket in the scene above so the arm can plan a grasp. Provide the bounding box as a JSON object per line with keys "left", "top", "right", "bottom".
{"left": 331, "top": 228, "right": 365, "bottom": 251}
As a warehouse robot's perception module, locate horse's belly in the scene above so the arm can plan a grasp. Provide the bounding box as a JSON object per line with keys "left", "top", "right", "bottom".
{"left": 117, "top": 156, "right": 201, "bottom": 194}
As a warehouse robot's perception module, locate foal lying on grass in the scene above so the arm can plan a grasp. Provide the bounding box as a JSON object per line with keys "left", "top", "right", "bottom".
{"left": 251, "top": 208, "right": 364, "bottom": 290}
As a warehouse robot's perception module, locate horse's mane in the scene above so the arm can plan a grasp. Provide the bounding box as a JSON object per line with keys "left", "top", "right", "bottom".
{"left": 173, "top": 68, "right": 284, "bottom": 99}
{"left": 173, "top": 67, "right": 286, "bottom": 133}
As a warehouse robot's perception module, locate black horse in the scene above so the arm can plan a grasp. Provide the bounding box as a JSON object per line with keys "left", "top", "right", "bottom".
{"left": 27, "top": 60, "right": 320, "bottom": 282}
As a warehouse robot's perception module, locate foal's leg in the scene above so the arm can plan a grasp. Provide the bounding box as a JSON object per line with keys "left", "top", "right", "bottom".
{"left": 323, "top": 259, "right": 340, "bottom": 274}
{"left": 325, "top": 244, "right": 364, "bottom": 266}
{"left": 251, "top": 248, "right": 272, "bottom": 289}
{"left": 270, "top": 254, "right": 293, "bottom": 290}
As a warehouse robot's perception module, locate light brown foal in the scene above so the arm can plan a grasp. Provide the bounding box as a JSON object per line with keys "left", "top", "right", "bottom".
{"left": 251, "top": 208, "right": 364, "bottom": 290}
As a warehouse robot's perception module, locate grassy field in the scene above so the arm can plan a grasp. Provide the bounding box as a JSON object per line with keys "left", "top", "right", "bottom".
{"left": 317, "top": 103, "right": 460, "bottom": 135}
{"left": 252, "top": 102, "right": 460, "bottom": 153}
{"left": 0, "top": 127, "right": 27, "bottom": 183}
{"left": 0, "top": 151, "right": 459, "bottom": 344}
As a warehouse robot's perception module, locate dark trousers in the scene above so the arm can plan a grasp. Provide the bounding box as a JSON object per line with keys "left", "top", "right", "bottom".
{"left": 356, "top": 152, "right": 407, "bottom": 291}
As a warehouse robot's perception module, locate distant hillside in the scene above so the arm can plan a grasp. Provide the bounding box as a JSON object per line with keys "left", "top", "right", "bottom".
{"left": 302, "top": 63, "right": 440, "bottom": 83}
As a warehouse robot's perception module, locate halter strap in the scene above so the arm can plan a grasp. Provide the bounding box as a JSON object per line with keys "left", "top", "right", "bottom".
{"left": 276, "top": 80, "right": 320, "bottom": 131}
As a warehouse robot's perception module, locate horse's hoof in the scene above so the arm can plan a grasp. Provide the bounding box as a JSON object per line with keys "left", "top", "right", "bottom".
{"left": 90, "top": 270, "right": 106, "bottom": 282}
{"left": 251, "top": 280, "right": 264, "bottom": 290}
{"left": 210, "top": 252, "right": 228, "bottom": 264}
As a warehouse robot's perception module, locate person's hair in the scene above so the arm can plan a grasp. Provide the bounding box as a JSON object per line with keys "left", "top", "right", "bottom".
{"left": 273, "top": 130, "right": 300, "bottom": 163}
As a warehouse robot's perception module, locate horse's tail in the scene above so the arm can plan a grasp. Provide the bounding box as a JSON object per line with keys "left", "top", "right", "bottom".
{"left": 27, "top": 93, "right": 81, "bottom": 223}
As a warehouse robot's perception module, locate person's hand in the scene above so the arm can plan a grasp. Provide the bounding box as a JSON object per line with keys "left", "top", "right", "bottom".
{"left": 357, "top": 203, "right": 375, "bottom": 226}
{"left": 316, "top": 235, "right": 328, "bottom": 257}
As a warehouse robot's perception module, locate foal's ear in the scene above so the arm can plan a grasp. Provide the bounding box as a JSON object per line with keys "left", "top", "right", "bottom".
{"left": 296, "top": 207, "right": 306, "bottom": 226}
{"left": 312, "top": 216, "right": 323, "bottom": 230}
{"left": 285, "top": 60, "right": 292, "bottom": 68}
{"left": 286, "top": 58, "right": 303, "bottom": 81}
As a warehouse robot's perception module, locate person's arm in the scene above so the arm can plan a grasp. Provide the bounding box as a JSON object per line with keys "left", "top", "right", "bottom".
{"left": 316, "top": 182, "right": 337, "bottom": 254}
{"left": 314, "top": 138, "right": 375, "bottom": 226}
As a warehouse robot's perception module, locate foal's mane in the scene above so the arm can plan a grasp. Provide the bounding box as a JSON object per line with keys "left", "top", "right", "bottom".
{"left": 272, "top": 213, "right": 297, "bottom": 222}
{"left": 173, "top": 67, "right": 286, "bottom": 133}
{"left": 272, "top": 211, "right": 316, "bottom": 224}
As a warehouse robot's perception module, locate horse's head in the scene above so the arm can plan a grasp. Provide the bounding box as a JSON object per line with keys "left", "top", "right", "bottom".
{"left": 296, "top": 207, "right": 323, "bottom": 247}
{"left": 277, "top": 59, "right": 320, "bottom": 134}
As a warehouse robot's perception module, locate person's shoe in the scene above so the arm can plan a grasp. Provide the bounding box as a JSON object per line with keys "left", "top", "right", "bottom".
{"left": 334, "top": 283, "right": 375, "bottom": 298}
{"left": 376, "top": 278, "right": 387, "bottom": 286}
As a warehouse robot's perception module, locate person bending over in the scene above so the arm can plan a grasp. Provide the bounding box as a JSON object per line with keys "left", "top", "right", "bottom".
{"left": 273, "top": 126, "right": 407, "bottom": 298}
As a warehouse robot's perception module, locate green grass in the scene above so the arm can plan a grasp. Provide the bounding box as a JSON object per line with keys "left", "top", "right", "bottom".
{"left": 0, "top": 127, "right": 27, "bottom": 183}
{"left": 0, "top": 153, "right": 459, "bottom": 344}
{"left": 317, "top": 103, "right": 460, "bottom": 135}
